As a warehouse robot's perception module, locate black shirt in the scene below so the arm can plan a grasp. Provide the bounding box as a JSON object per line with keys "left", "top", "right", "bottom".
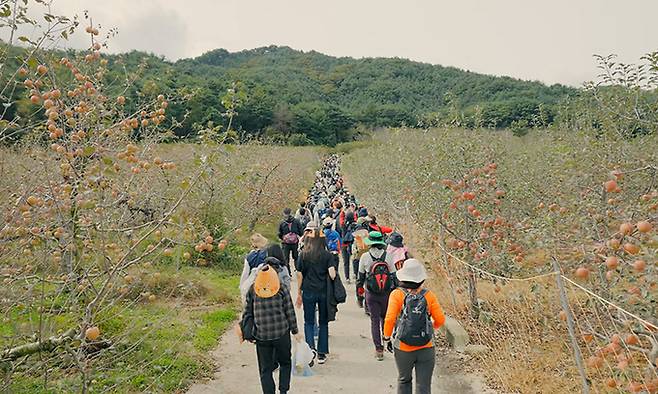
{"left": 296, "top": 251, "right": 337, "bottom": 294}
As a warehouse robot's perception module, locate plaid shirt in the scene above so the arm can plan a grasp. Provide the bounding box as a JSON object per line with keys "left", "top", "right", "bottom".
{"left": 245, "top": 285, "right": 298, "bottom": 341}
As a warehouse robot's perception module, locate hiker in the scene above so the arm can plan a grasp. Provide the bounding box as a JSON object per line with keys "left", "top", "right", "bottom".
{"left": 294, "top": 202, "right": 307, "bottom": 219}
{"left": 352, "top": 216, "right": 372, "bottom": 308}
{"left": 383, "top": 259, "right": 446, "bottom": 394}
{"left": 322, "top": 217, "right": 341, "bottom": 258}
{"left": 387, "top": 232, "right": 412, "bottom": 270}
{"left": 241, "top": 265, "right": 302, "bottom": 394}
{"left": 313, "top": 199, "right": 326, "bottom": 224}
{"left": 240, "top": 233, "right": 270, "bottom": 303}
{"left": 278, "top": 208, "right": 303, "bottom": 274}
{"left": 368, "top": 215, "right": 394, "bottom": 236}
{"left": 265, "top": 244, "right": 292, "bottom": 289}
{"left": 297, "top": 207, "right": 312, "bottom": 230}
{"left": 298, "top": 221, "right": 318, "bottom": 252}
{"left": 339, "top": 205, "right": 358, "bottom": 283}
{"left": 295, "top": 228, "right": 338, "bottom": 365}
{"left": 357, "top": 231, "right": 397, "bottom": 360}
{"left": 358, "top": 207, "right": 368, "bottom": 219}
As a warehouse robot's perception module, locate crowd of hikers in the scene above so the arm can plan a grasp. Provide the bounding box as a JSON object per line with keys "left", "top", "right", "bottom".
{"left": 237, "top": 154, "right": 446, "bottom": 394}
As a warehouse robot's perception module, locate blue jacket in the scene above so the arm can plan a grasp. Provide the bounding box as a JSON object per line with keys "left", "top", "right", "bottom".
{"left": 323, "top": 228, "right": 341, "bottom": 253}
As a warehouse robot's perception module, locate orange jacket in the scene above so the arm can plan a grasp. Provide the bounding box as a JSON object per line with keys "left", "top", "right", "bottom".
{"left": 383, "top": 288, "right": 446, "bottom": 352}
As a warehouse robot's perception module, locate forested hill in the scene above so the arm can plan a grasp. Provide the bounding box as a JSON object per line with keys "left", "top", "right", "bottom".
{"left": 183, "top": 46, "right": 571, "bottom": 111}
{"left": 2, "top": 44, "right": 577, "bottom": 145}
{"left": 173, "top": 46, "right": 575, "bottom": 143}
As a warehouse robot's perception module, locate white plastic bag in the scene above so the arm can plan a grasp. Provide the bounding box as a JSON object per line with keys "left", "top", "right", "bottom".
{"left": 292, "top": 340, "right": 315, "bottom": 377}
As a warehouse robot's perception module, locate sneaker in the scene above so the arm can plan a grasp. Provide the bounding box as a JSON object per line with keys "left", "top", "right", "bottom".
{"left": 375, "top": 351, "right": 384, "bottom": 361}
{"left": 317, "top": 354, "right": 327, "bottom": 364}
{"left": 309, "top": 350, "right": 317, "bottom": 367}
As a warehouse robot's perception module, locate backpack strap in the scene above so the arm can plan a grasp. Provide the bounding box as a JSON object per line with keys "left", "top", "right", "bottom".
{"left": 369, "top": 251, "right": 387, "bottom": 263}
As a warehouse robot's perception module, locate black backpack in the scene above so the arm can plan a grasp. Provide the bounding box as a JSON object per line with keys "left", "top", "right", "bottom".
{"left": 365, "top": 252, "right": 394, "bottom": 294}
{"left": 342, "top": 222, "right": 356, "bottom": 243}
{"left": 395, "top": 289, "right": 433, "bottom": 346}
{"left": 240, "top": 290, "right": 257, "bottom": 342}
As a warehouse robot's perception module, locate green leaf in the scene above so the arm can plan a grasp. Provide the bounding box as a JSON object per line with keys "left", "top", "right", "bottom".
{"left": 83, "top": 146, "right": 96, "bottom": 157}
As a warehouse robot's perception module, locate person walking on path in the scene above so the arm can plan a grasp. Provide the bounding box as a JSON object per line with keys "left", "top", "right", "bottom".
{"left": 242, "top": 265, "right": 302, "bottom": 394}
{"left": 367, "top": 215, "right": 394, "bottom": 236}
{"left": 295, "top": 228, "right": 337, "bottom": 365}
{"left": 322, "top": 217, "right": 341, "bottom": 262}
{"left": 278, "top": 208, "right": 303, "bottom": 274}
{"left": 265, "top": 244, "right": 292, "bottom": 290}
{"left": 352, "top": 216, "right": 371, "bottom": 308}
{"left": 296, "top": 207, "right": 312, "bottom": 230}
{"left": 383, "top": 259, "right": 446, "bottom": 394}
{"left": 357, "top": 231, "right": 397, "bottom": 361}
{"left": 239, "top": 233, "right": 270, "bottom": 304}
{"left": 387, "top": 232, "right": 412, "bottom": 270}
{"left": 339, "top": 205, "right": 358, "bottom": 283}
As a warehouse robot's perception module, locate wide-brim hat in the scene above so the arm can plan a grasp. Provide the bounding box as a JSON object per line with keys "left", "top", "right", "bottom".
{"left": 364, "top": 231, "right": 386, "bottom": 246}
{"left": 396, "top": 259, "right": 427, "bottom": 283}
{"left": 305, "top": 221, "right": 319, "bottom": 231}
{"left": 322, "top": 217, "right": 334, "bottom": 227}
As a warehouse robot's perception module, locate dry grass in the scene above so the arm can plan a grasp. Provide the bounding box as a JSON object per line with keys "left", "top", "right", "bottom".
{"left": 343, "top": 128, "right": 658, "bottom": 393}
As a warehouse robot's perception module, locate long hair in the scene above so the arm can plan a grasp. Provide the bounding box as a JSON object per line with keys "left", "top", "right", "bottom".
{"left": 266, "top": 243, "right": 285, "bottom": 262}
{"left": 300, "top": 229, "right": 330, "bottom": 263}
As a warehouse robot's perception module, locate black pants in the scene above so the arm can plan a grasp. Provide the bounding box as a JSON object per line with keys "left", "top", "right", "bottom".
{"left": 341, "top": 243, "right": 353, "bottom": 279}
{"left": 256, "top": 333, "right": 292, "bottom": 394}
{"left": 394, "top": 347, "right": 435, "bottom": 394}
{"left": 281, "top": 243, "right": 298, "bottom": 273}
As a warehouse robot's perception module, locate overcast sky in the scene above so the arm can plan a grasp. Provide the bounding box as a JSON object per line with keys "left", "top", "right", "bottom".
{"left": 25, "top": 0, "right": 658, "bottom": 86}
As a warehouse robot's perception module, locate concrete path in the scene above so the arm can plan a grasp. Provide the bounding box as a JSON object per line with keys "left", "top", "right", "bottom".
{"left": 187, "top": 277, "right": 494, "bottom": 394}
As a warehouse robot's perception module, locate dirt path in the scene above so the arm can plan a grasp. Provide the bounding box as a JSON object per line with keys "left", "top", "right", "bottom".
{"left": 187, "top": 275, "right": 495, "bottom": 394}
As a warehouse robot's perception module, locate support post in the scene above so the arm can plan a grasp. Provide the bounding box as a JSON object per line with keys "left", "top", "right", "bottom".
{"left": 552, "top": 258, "right": 590, "bottom": 394}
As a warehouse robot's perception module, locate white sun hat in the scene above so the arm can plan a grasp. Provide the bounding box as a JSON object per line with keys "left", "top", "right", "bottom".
{"left": 395, "top": 259, "right": 428, "bottom": 283}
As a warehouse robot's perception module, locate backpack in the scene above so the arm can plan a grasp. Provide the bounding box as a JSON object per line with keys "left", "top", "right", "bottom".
{"left": 365, "top": 252, "right": 394, "bottom": 294}
{"left": 247, "top": 249, "right": 268, "bottom": 270}
{"left": 299, "top": 215, "right": 311, "bottom": 230}
{"left": 344, "top": 210, "right": 356, "bottom": 226}
{"left": 317, "top": 207, "right": 328, "bottom": 218}
{"left": 282, "top": 222, "right": 300, "bottom": 244}
{"left": 324, "top": 229, "right": 340, "bottom": 252}
{"left": 342, "top": 220, "right": 356, "bottom": 244}
{"left": 240, "top": 291, "right": 257, "bottom": 342}
{"left": 395, "top": 289, "right": 433, "bottom": 346}
{"left": 353, "top": 229, "right": 369, "bottom": 252}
